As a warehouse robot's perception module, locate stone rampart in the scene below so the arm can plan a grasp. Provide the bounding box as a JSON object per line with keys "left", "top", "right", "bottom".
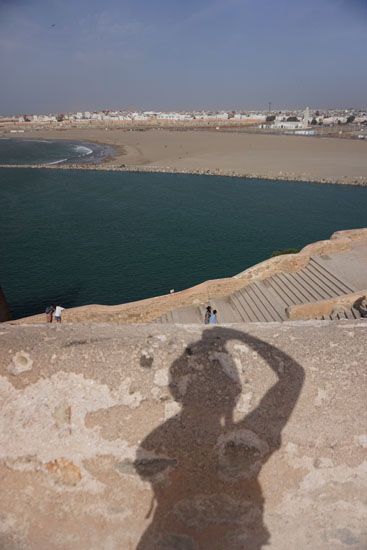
{"left": 10, "top": 227, "right": 367, "bottom": 325}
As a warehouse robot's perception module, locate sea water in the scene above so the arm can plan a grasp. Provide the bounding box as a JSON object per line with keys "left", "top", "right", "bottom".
{"left": 1, "top": 166, "right": 367, "bottom": 319}
{"left": 0, "top": 138, "right": 113, "bottom": 165}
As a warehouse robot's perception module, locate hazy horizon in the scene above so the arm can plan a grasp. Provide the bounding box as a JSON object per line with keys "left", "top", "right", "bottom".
{"left": 0, "top": 0, "right": 366, "bottom": 115}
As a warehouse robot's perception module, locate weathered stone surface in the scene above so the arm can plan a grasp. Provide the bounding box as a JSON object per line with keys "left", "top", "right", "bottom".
{"left": 0, "top": 321, "right": 366, "bottom": 549}
{"left": 46, "top": 458, "right": 82, "bottom": 486}
{"left": 7, "top": 350, "right": 33, "bottom": 375}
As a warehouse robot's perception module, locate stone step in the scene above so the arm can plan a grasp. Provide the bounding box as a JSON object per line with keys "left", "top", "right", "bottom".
{"left": 309, "top": 257, "right": 356, "bottom": 294}
{"left": 229, "top": 293, "right": 254, "bottom": 323}
{"left": 239, "top": 287, "right": 268, "bottom": 322}
{"left": 245, "top": 283, "right": 278, "bottom": 322}
{"left": 304, "top": 262, "right": 348, "bottom": 298}
{"left": 344, "top": 309, "right": 355, "bottom": 320}
{"left": 230, "top": 280, "right": 288, "bottom": 323}
{"left": 231, "top": 289, "right": 261, "bottom": 322}
{"left": 153, "top": 254, "right": 362, "bottom": 324}
{"left": 352, "top": 307, "right": 362, "bottom": 319}
{"left": 254, "top": 281, "right": 288, "bottom": 321}
{"left": 278, "top": 272, "right": 319, "bottom": 303}
{"left": 288, "top": 270, "right": 326, "bottom": 301}
{"left": 210, "top": 299, "right": 243, "bottom": 323}
{"left": 261, "top": 277, "right": 290, "bottom": 308}
{"left": 300, "top": 265, "right": 341, "bottom": 299}
{"left": 266, "top": 274, "right": 301, "bottom": 306}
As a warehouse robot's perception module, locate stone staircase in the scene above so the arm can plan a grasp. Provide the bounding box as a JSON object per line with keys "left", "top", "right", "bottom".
{"left": 156, "top": 256, "right": 363, "bottom": 323}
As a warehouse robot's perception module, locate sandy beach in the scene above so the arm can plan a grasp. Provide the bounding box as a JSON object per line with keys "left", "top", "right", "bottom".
{"left": 1, "top": 126, "right": 367, "bottom": 184}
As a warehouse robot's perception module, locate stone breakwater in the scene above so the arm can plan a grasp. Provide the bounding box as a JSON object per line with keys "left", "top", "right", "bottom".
{"left": 1, "top": 162, "right": 367, "bottom": 186}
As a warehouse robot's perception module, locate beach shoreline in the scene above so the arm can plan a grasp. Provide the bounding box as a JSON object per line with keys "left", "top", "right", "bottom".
{"left": 1, "top": 127, "right": 367, "bottom": 186}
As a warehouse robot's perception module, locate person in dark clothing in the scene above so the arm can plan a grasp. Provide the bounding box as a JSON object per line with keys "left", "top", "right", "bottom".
{"left": 45, "top": 305, "right": 55, "bottom": 323}
{"left": 204, "top": 305, "right": 212, "bottom": 324}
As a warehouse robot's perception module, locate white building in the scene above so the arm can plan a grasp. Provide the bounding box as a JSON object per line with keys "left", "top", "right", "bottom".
{"left": 155, "top": 112, "right": 190, "bottom": 121}
{"left": 323, "top": 116, "right": 347, "bottom": 125}
{"left": 271, "top": 120, "right": 305, "bottom": 130}
{"left": 133, "top": 114, "right": 150, "bottom": 121}
{"left": 294, "top": 130, "right": 316, "bottom": 136}
{"left": 194, "top": 112, "right": 229, "bottom": 120}
{"left": 303, "top": 107, "right": 311, "bottom": 126}
{"left": 234, "top": 113, "right": 266, "bottom": 122}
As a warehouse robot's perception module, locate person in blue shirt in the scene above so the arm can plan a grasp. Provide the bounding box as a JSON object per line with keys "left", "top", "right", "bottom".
{"left": 209, "top": 309, "right": 218, "bottom": 324}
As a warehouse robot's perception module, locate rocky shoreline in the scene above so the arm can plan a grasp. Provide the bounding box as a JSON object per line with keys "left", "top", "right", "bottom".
{"left": 1, "top": 162, "right": 367, "bottom": 187}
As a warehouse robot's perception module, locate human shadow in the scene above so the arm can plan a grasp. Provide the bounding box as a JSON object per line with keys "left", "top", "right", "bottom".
{"left": 134, "top": 327, "right": 305, "bottom": 550}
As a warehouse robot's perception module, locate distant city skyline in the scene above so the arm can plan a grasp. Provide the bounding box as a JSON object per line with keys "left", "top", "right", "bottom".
{"left": 0, "top": 0, "right": 366, "bottom": 115}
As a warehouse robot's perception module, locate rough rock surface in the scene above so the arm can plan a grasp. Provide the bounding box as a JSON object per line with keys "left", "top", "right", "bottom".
{"left": 0, "top": 321, "right": 366, "bottom": 549}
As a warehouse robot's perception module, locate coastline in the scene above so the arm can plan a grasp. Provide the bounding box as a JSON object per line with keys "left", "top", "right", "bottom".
{"left": 1, "top": 127, "right": 367, "bottom": 186}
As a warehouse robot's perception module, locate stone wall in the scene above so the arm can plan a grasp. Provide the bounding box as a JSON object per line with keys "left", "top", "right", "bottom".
{"left": 10, "top": 227, "right": 367, "bottom": 325}
{"left": 0, "top": 321, "right": 366, "bottom": 549}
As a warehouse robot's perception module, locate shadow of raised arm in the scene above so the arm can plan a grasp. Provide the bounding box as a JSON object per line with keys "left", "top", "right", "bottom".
{"left": 222, "top": 327, "right": 305, "bottom": 450}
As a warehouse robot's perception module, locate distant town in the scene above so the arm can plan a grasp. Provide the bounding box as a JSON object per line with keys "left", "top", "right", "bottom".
{"left": 1, "top": 107, "right": 367, "bottom": 139}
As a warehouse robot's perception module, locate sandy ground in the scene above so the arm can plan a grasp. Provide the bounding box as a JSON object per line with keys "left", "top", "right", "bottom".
{"left": 1, "top": 126, "right": 367, "bottom": 184}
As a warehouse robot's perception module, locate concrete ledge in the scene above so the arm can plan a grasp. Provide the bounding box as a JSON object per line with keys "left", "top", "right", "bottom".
{"left": 287, "top": 290, "right": 367, "bottom": 320}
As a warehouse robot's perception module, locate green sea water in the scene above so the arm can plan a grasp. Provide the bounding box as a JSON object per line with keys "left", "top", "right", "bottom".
{"left": 1, "top": 167, "right": 366, "bottom": 319}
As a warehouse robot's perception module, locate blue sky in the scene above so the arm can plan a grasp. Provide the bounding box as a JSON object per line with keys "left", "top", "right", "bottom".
{"left": 0, "top": 0, "right": 366, "bottom": 114}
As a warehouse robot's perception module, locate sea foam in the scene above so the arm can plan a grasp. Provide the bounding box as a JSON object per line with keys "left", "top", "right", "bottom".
{"left": 47, "top": 158, "right": 68, "bottom": 165}
{"left": 74, "top": 145, "right": 93, "bottom": 156}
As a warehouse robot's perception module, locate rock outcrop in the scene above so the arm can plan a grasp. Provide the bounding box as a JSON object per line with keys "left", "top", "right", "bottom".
{"left": 0, "top": 321, "right": 366, "bottom": 549}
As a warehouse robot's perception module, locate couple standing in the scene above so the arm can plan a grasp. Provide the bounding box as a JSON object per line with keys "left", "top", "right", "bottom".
{"left": 204, "top": 305, "right": 218, "bottom": 324}
{"left": 45, "top": 305, "right": 65, "bottom": 323}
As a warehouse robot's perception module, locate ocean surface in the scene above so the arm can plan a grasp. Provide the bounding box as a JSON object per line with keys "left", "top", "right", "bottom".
{"left": 1, "top": 154, "right": 367, "bottom": 319}
{"left": 0, "top": 138, "right": 113, "bottom": 165}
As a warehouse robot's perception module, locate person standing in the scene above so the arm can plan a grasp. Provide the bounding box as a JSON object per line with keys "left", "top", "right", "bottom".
{"left": 45, "top": 305, "right": 55, "bottom": 323}
{"left": 54, "top": 305, "right": 65, "bottom": 323}
{"left": 204, "top": 306, "right": 212, "bottom": 324}
{"left": 209, "top": 309, "right": 218, "bottom": 324}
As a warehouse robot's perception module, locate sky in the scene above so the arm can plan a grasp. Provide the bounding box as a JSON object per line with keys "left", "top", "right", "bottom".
{"left": 0, "top": 0, "right": 366, "bottom": 114}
